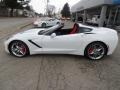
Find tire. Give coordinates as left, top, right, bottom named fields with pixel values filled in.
left=42, top=23, right=46, bottom=28
left=85, top=42, right=107, bottom=60
left=9, top=40, right=29, bottom=57
left=57, top=22, right=60, bottom=24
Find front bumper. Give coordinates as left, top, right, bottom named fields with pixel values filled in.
left=4, top=40, right=10, bottom=54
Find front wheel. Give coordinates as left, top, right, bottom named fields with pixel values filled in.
left=85, top=42, right=107, bottom=60
left=9, top=41, right=29, bottom=57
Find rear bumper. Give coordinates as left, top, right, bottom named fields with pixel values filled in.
left=107, top=33, right=119, bottom=55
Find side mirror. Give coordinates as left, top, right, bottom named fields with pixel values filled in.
left=51, top=33, right=56, bottom=38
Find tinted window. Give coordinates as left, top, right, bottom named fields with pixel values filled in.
left=79, top=27, right=92, bottom=33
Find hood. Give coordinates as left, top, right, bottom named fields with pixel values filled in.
left=12, top=28, right=45, bottom=39
left=20, top=28, right=42, bottom=34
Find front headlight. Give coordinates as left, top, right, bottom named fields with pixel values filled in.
left=34, top=22, right=38, bottom=25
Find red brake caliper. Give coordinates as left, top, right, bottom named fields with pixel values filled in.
left=21, top=45, right=26, bottom=54
left=88, top=48, right=94, bottom=54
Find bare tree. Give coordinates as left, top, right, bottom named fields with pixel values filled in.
left=47, top=4, right=55, bottom=17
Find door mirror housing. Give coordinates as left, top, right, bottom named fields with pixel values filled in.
left=51, top=33, right=56, bottom=38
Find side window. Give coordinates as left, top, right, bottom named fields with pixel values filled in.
left=52, top=19, right=55, bottom=21
left=45, top=28, right=61, bottom=36
left=79, top=27, right=92, bottom=33
left=49, top=19, right=54, bottom=21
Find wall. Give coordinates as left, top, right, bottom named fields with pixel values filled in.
left=71, top=0, right=113, bottom=12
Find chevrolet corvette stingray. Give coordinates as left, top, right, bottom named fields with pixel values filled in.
left=4, top=23, right=118, bottom=60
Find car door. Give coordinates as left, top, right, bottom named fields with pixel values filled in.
left=41, top=33, right=84, bottom=54
left=28, top=35, right=44, bottom=54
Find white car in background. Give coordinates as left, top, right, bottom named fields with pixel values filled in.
left=4, top=23, right=118, bottom=60
left=34, top=17, right=63, bottom=28
left=92, top=15, right=107, bottom=25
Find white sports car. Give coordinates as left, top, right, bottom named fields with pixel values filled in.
left=34, top=18, right=62, bottom=28
left=4, top=23, right=118, bottom=60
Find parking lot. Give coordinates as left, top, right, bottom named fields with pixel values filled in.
left=0, top=18, right=120, bottom=90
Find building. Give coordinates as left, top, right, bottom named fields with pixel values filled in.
left=0, top=0, right=9, bottom=16
left=71, top=0, right=120, bottom=28
left=0, top=0, right=34, bottom=17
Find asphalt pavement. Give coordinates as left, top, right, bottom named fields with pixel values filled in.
left=0, top=19, right=120, bottom=90
left=0, top=18, right=33, bottom=30
left=0, top=18, right=34, bottom=40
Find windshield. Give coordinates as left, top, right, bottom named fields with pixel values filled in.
left=38, top=24, right=62, bottom=35
left=36, top=17, right=50, bottom=22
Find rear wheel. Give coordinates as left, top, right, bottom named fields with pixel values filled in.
left=85, top=42, right=107, bottom=60
left=42, top=23, right=46, bottom=28
left=57, top=22, right=60, bottom=24
left=9, top=41, right=29, bottom=57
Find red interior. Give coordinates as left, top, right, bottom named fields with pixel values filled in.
left=70, top=24, right=78, bottom=34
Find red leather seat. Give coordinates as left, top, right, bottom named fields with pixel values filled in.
left=70, top=24, right=78, bottom=34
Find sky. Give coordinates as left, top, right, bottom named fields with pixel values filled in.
left=29, top=0, right=80, bottom=14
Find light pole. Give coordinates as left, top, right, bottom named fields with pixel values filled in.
left=46, top=0, right=49, bottom=16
